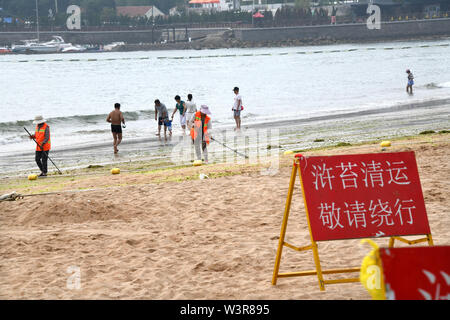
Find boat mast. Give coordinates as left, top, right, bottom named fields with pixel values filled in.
left=35, top=0, right=40, bottom=41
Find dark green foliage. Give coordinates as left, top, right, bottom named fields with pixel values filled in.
left=335, top=142, right=352, bottom=147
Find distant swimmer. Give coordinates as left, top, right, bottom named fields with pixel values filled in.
left=172, top=95, right=187, bottom=135
left=232, top=87, right=243, bottom=131
left=406, top=69, right=414, bottom=94
left=154, top=99, right=170, bottom=141
left=185, top=94, right=197, bottom=128
left=106, top=103, right=125, bottom=154
left=29, top=115, right=51, bottom=177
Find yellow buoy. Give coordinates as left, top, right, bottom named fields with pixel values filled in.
left=360, top=239, right=385, bottom=300
left=380, top=141, right=391, bottom=148
left=283, top=150, right=294, bottom=155
left=111, top=168, right=120, bottom=174
left=193, top=160, right=203, bottom=166
left=28, top=174, right=38, bottom=181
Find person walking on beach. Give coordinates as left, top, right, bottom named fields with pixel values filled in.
left=191, top=105, right=212, bottom=164
left=29, top=115, right=51, bottom=177
left=232, top=87, right=243, bottom=131
left=155, top=99, right=170, bottom=141
left=106, top=103, right=125, bottom=154
left=172, top=95, right=187, bottom=135
left=406, top=69, right=414, bottom=94
left=185, top=94, right=197, bottom=128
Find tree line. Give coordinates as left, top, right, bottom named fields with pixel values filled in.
left=0, top=0, right=447, bottom=27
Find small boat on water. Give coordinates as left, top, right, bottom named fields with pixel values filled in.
left=11, top=36, right=85, bottom=54
left=103, top=42, right=125, bottom=52
left=0, top=47, right=12, bottom=54
left=12, top=38, right=59, bottom=54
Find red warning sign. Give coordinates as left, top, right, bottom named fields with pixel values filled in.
left=297, top=151, right=431, bottom=241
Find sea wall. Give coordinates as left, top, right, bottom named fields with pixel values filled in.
left=1, top=18, right=449, bottom=47
left=233, top=18, right=450, bottom=42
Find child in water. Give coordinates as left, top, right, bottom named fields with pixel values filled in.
left=167, top=119, right=172, bottom=137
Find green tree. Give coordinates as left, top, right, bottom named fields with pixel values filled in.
left=100, top=7, right=116, bottom=23
left=295, top=0, right=310, bottom=8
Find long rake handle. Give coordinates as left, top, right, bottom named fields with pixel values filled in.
left=24, top=127, right=62, bottom=175
left=211, top=137, right=249, bottom=159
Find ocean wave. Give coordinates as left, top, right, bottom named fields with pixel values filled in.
left=242, top=113, right=258, bottom=119
left=73, top=129, right=110, bottom=135
left=0, top=109, right=155, bottom=132
left=425, top=81, right=450, bottom=89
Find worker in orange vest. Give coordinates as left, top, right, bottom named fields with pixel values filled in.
left=29, top=115, right=51, bottom=177
left=190, top=105, right=212, bottom=164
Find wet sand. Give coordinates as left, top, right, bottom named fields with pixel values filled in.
left=1, top=97, right=449, bottom=176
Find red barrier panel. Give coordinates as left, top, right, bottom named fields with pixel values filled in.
left=379, top=246, right=450, bottom=300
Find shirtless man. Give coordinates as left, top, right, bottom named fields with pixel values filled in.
left=106, top=103, right=125, bottom=154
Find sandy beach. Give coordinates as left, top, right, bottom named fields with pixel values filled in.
left=0, top=133, right=448, bottom=299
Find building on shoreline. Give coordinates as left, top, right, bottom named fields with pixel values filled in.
left=116, top=6, right=165, bottom=20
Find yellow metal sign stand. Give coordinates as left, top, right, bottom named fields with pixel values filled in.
left=272, top=157, right=433, bottom=291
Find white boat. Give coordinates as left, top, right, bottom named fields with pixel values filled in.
left=28, top=42, right=60, bottom=53
left=103, top=42, right=125, bottom=51
left=12, top=38, right=59, bottom=54
left=11, top=36, right=85, bottom=54
left=61, top=44, right=87, bottom=53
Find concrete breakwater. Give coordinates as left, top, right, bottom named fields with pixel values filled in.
left=1, top=18, right=449, bottom=48
left=233, top=18, right=450, bottom=43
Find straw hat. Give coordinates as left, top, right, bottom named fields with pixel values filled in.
left=32, top=115, right=46, bottom=124
left=200, top=105, right=211, bottom=115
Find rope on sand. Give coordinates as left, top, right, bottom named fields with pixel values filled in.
left=0, top=192, right=24, bottom=202
left=0, top=137, right=446, bottom=190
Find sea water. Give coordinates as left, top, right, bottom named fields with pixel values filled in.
left=1, top=38, right=449, bottom=173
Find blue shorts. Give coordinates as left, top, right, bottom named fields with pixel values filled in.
left=408, top=80, right=414, bottom=86
left=233, top=110, right=241, bottom=117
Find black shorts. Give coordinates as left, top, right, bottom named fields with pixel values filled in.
left=111, top=124, right=122, bottom=134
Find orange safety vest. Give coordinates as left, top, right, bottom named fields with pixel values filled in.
left=35, top=123, right=51, bottom=151
left=190, top=111, right=210, bottom=145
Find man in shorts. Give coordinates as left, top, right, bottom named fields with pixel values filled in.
left=106, top=103, right=125, bottom=154
left=155, top=99, right=169, bottom=141
left=232, top=87, right=243, bottom=131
